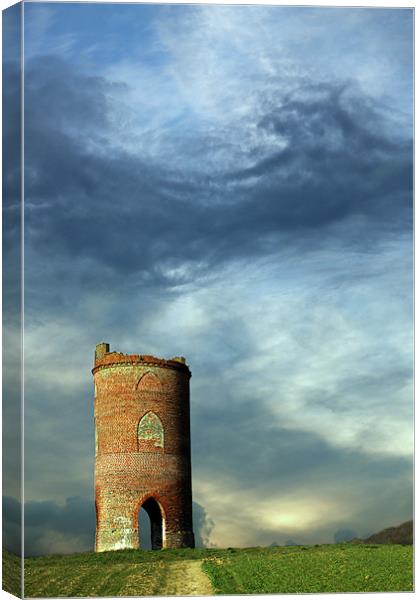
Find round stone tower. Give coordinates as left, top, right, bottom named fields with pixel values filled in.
left=93, top=342, right=195, bottom=552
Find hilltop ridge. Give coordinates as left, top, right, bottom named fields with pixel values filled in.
left=354, top=520, right=413, bottom=546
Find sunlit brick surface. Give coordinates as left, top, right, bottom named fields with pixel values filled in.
left=93, top=344, right=195, bottom=551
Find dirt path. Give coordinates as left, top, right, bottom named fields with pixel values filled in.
left=161, top=559, right=214, bottom=596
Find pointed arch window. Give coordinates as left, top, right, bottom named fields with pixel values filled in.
left=136, top=371, right=162, bottom=392
left=138, top=411, right=164, bottom=450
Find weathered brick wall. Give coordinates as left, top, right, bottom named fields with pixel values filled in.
left=93, top=345, right=195, bottom=551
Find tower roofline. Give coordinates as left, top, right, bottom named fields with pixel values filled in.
left=92, top=343, right=190, bottom=376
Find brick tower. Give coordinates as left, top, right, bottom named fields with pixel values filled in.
left=93, top=342, right=195, bottom=551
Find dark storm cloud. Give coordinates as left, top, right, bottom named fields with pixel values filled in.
left=4, top=495, right=94, bottom=556
left=24, top=58, right=189, bottom=289
left=3, top=59, right=21, bottom=218
left=192, top=501, right=215, bottom=548
left=25, top=497, right=94, bottom=557
left=232, top=82, right=412, bottom=233
left=3, top=8, right=23, bottom=305
left=23, top=384, right=95, bottom=502
left=192, top=400, right=413, bottom=497
left=3, top=496, right=21, bottom=555
left=24, top=56, right=412, bottom=299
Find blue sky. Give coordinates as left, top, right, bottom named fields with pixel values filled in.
left=3, top=2, right=413, bottom=554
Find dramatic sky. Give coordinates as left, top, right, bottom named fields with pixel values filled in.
left=3, top=2, right=413, bottom=556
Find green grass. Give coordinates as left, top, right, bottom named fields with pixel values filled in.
left=16, top=543, right=414, bottom=597
left=24, top=556, right=165, bottom=598
left=3, top=549, right=22, bottom=598
left=23, top=547, right=216, bottom=598
left=202, top=544, right=414, bottom=594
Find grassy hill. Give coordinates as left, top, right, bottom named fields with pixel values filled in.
left=360, top=520, right=413, bottom=545
left=3, top=543, right=413, bottom=598
left=2, top=549, right=22, bottom=598
left=202, top=544, right=413, bottom=594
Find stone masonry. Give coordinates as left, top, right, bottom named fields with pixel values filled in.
left=93, top=342, right=195, bottom=551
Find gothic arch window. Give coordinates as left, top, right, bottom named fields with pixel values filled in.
left=138, top=411, right=164, bottom=450
left=136, top=371, right=162, bottom=392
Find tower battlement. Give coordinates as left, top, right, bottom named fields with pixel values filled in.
left=93, top=343, right=190, bottom=375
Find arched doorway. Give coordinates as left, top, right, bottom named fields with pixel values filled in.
left=138, top=497, right=164, bottom=550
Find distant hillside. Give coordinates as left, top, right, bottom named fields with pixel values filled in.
left=356, top=520, right=413, bottom=545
